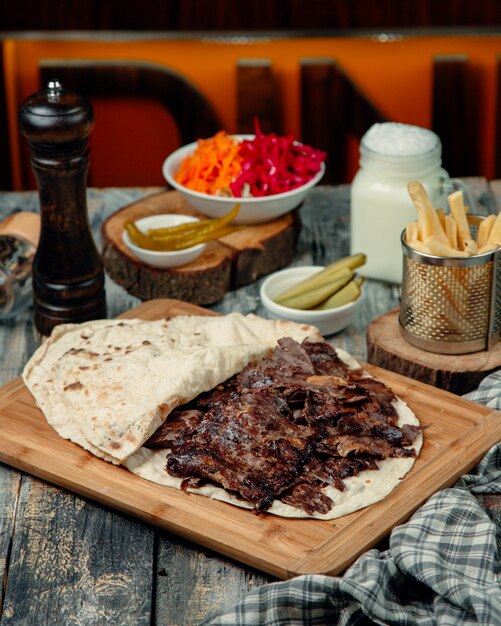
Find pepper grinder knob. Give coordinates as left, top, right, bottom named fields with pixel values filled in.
left=19, top=79, right=107, bottom=335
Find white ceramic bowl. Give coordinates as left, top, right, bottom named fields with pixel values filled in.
left=260, top=266, right=365, bottom=336
left=162, top=135, right=325, bottom=224
left=122, top=214, right=207, bottom=269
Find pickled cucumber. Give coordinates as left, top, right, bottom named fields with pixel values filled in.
left=277, top=268, right=353, bottom=310
left=274, top=253, right=366, bottom=304
left=314, top=278, right=361, bottom=310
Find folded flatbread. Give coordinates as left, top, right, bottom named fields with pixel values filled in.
left=23, top=313, right=321, bottom=464
left=23, top=312, right=422, bottom=520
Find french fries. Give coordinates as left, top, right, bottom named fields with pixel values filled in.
left=402, top=181, right=495, bottom=345
left=480, top=209, right=501, bottom=252
left=407, top=181, right=449, bottom=246
left=476, top=214, right=495, bottom=248
left=422, top=238, right=469, bottom=258
left=448, top=190, right=472, bottom=250
left=443, top=214, right=458, bottom=249
left=405, top=181, right=500, bottom=257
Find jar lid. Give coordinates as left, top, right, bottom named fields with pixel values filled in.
left=19, top=79, right=94, bottom=144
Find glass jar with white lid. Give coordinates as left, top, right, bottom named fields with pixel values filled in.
left=350, top=122, right=472, bottom=284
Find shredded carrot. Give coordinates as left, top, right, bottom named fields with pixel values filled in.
left=175, top=131, right=243, bottom=195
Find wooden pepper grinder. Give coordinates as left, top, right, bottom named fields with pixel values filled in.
left=19, top=79, right=106, bottom=335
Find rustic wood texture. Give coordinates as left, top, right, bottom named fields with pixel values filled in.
left=0, top=298, right=500, bottom=580
left=432, top=55, right=479, bottom=177
left=366, top=308, right=501, bottom=394
left=0, top=181, right=499, bottom=624
left=300, top=59, right=346, bottom=184
left=101, top=190, right=301, bottom=304
left=2, top=1, right=501, bottom=30
left=237, top=59, right=281, bottom=135
left=300, top=59, right=386, bottom=184
left=0, top=467, right=21, bottom=614
left=1, top=479, right=154, bottom=625
left=154, top=533, right=269, bottom=625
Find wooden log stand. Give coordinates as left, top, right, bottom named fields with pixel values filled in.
left=102, top=190, right=301, bottom=305
left=367, top=308, right=501, bottom=395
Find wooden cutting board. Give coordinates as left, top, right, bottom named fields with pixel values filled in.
left=101, top=190, right=301, bottom=305
left=0, top=299, right=499, bottom=579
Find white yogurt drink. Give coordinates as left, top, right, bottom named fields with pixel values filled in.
left=350, top=123, right=448, bottom=284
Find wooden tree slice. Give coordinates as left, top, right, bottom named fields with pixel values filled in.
left=367, top=308, right=501, bottom=395
left=101, top=190, right=300, bottom=305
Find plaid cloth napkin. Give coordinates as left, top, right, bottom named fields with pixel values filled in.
left=205, top=376, right=501, bottom=626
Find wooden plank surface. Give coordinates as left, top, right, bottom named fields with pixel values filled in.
left=1, top=479, right=155, bottom=626
left=0, top=297, right=499, bottom=580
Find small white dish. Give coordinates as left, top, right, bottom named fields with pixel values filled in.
left=260, top=266, right=365, bottom=336
left=162, top=135, right=325, bottom=225
left=122, top=214, right=207, bottom=269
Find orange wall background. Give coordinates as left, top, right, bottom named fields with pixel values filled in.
left=3, top=34, right=501, bottom=188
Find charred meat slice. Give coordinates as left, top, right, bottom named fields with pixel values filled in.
left=318, top=434, right=393, bottom=458
left=292, top=366, right=413, bottom=452
left=145, top=409, right=204, bottom=449
left=391, top=447, right=417, bottom=458
left=278, top=456, right=364, bottom=515
left=346, top=371, right=398, bottom=425
left=302, top=340, right=349, bottom=376
left=195, top=379, right=239, bottom=410
left=288, top=455, right=361, bottom=492
left=401, top=424, right=421, bottom=445
left=279, top=482, right=333, bottom=515
left=167, top=389, right=314, bottom=512
left=237, top=337, right=315, bottom=392
left=335, top=411, right=403, bottom=443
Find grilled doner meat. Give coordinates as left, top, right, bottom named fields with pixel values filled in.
left=160, top=338, right=420, bottom=515
left=145, top=408, right=204, bottom=449
left=167, top=389, right=315, bottom=512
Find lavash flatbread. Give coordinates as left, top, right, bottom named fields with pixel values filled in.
left=23, top=313, right=422, bottom=520
left=124, top=347, right=422, bottom=520
left=23, top=313, right=321, bottom=464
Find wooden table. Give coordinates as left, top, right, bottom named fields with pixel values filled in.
left=0, top=182, right=499, bottom=625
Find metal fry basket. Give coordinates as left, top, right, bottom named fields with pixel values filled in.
left=399, top=216, right=501, bottom=354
